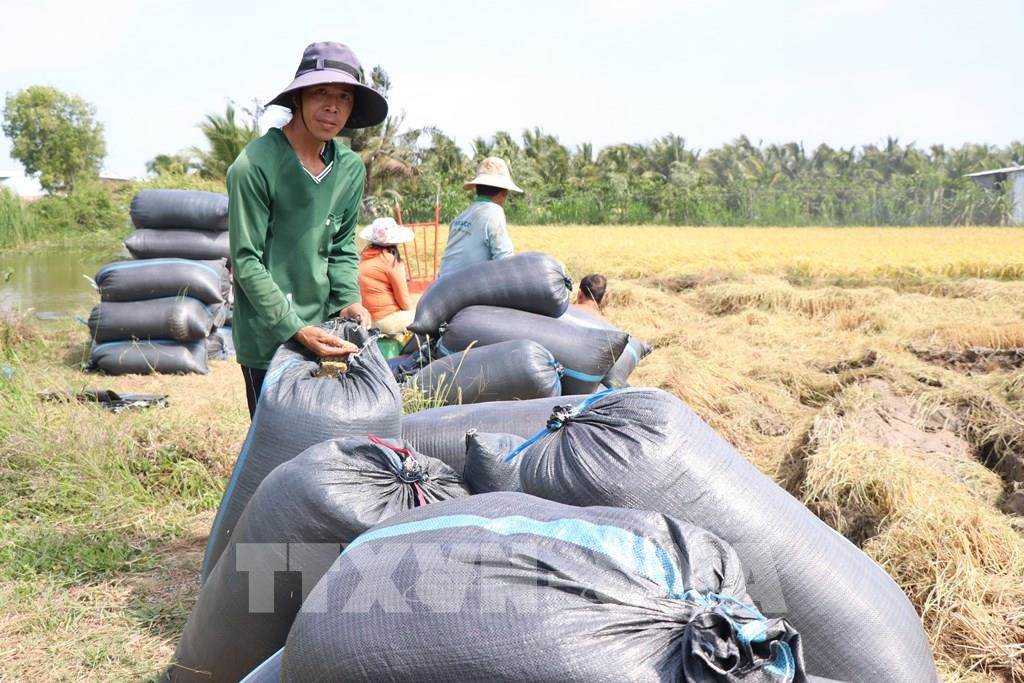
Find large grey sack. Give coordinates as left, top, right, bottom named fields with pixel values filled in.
left=471, top=388, right=938, bottom=683
left=439, top=305, right=628, bottom=394
left=282, top=492, right=808, bottom=683
left=605, top=336, right=653, bottom=388
left=238, top=652, right=281, bottom=683
left=88, top=297, right=215, bottom=343
left=463, top=431, right=524, bottom=493
left=205, top=329, right=235, bottom=360
left=401, top=395, right=585, bottom=474
left=560, top=306, right=652, bottom=388
left=124, top=228, right=230, bottom=260
left=408, top=339, right=563, bottom=404
left=409, top=251, right=573, bottom=336
left=88, top=340, right=208, bottom=375
left=130, top=189, right=229, bottom=230
left=95, top=258, right=229, bottom=305
left=200, top=321, right=402, bottom=582
left=170, top=437, right=468, bottom=683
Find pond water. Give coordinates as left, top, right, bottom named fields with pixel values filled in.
left=0, top=247, right=122, bottom=316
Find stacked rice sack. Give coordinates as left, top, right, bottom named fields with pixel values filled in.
left=162, top=261, right=938, bottom=682
left=399, top=252, right=649, bottom=403
left=170, top=369, right=939, bottom=682
left=87, top=190, right=233, bottom=374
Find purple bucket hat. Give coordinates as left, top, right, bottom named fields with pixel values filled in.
left=267, top=42, right=388, bottom=129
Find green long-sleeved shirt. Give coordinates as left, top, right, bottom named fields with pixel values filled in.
left=228, top=127, right=365, bottom=369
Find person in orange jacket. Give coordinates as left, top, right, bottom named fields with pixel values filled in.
left=358, top=217, right=417, bottom=336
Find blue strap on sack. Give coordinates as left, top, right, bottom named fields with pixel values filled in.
left=503, top=386, right=616, bottom=462
left=344, top=511, right=795, bottom=682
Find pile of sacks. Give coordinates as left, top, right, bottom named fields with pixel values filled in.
left=87, top=190, right=234, bottom=374
left=165, top=322, right=939, bottom=683
left=394, top=252, right=651, bottom=404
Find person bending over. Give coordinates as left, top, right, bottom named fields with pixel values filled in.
left=572, top=273, right=608, bottom=320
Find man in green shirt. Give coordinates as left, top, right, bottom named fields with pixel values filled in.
left=228, top=42, right=388, bottom=417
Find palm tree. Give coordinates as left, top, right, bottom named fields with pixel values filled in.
left=145, top=152, right=196, bottom=176
left=644, top=134, right=696, bottom=180
left=419, top=128, right=469, bottom=185
left=569, top=142, right=600, bottom=187
left=522, top=127, right=570, bottom=193
left=192, top=105, right=260, bottom=180
left=340, top=67, right=418, bottom=206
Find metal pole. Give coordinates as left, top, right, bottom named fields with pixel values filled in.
left=395, top=199, right=412, bottom=279
left=432, top=187, right=441, bottom=278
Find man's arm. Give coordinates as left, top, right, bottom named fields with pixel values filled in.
left=228, top=154, right=305, bottom=343
left=327, top=163, right=366, bottom=314
left=486, top=210, right=514, bottom=260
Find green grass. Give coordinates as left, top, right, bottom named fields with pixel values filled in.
left=0, top=189, right=44, bottom=249
left=0, top=313, right=246, bottom=679
left=3, top=222, right=1024, bottom=681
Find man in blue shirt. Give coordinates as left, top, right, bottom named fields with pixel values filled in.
left=437, top=157, right=523, bottom=277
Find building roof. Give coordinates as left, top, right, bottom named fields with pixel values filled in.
left=965, top=165, right=1024, bottom=178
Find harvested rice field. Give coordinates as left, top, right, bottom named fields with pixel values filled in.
left=2, top=226, right=1023, bottom=682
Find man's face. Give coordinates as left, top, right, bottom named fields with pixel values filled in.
left=298, top=83, right=355, bottom=141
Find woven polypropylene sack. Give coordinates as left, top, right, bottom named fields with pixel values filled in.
left=603, top=337, right=653, bottom=388
left=205, top=330, right=235, bottom=360
left=130, top=189, right=229, bottom=230
left=281, top=492, right=808, bottom=683
left=409, top=252, right=573, bottom=336
left=409, top=339, right=562, bottom=404
left=170, top=437, right=467, bottom=683
left=481, top=388, right=937, bottom=683
left=401, top=395, right=585, bottom=474
left=463, top=432, right=524, bottom=494
left=439, top=305, right=628, bottom=394
left=124, top=228, right=230, bottom=260
left=88, top=340, right=208, bottom=375
left=95, top=259, right=229, bottom=305
left=88, top=298, right=215, bottom=343
left=237, top=650, right=281, bottom=683
left=560, top=307, right=652, bottom=388
left=200, top=321, right=402, bottom=582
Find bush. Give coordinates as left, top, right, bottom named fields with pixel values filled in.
left=29, top=184, right=126, bottom=234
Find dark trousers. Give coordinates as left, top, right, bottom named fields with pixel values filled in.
left=241, top=365, right=268, bottom=419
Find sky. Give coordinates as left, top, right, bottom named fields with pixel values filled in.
left=0, top=0, right=1021, bottom=183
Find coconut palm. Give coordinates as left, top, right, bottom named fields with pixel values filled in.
left=192, top=105, right=260, bottom=180
left=522, top=127, right=570, bottom=194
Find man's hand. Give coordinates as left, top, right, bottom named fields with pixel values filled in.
left=338, top=303, right=371, bottom=328
left=293, top=326, right=359, bottom=358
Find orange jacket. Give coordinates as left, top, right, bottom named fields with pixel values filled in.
left=358, top=247, right=414, bottom=320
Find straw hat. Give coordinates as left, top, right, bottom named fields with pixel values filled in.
left=463, top=156, right=524, bottom=193
left=359, top=217, right=415, bottom=246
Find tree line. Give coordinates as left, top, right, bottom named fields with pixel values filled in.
left=4, top=79, right=1023, bottom=228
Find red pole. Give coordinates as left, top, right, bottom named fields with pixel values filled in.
left=432, top=190, right=441, bottom=278
left=395, top=200, right=413, bottom=279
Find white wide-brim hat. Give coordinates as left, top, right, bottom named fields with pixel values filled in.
left=463, top=156, right=524, bottom=193
left=359, top=217, right=415, bottom=246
